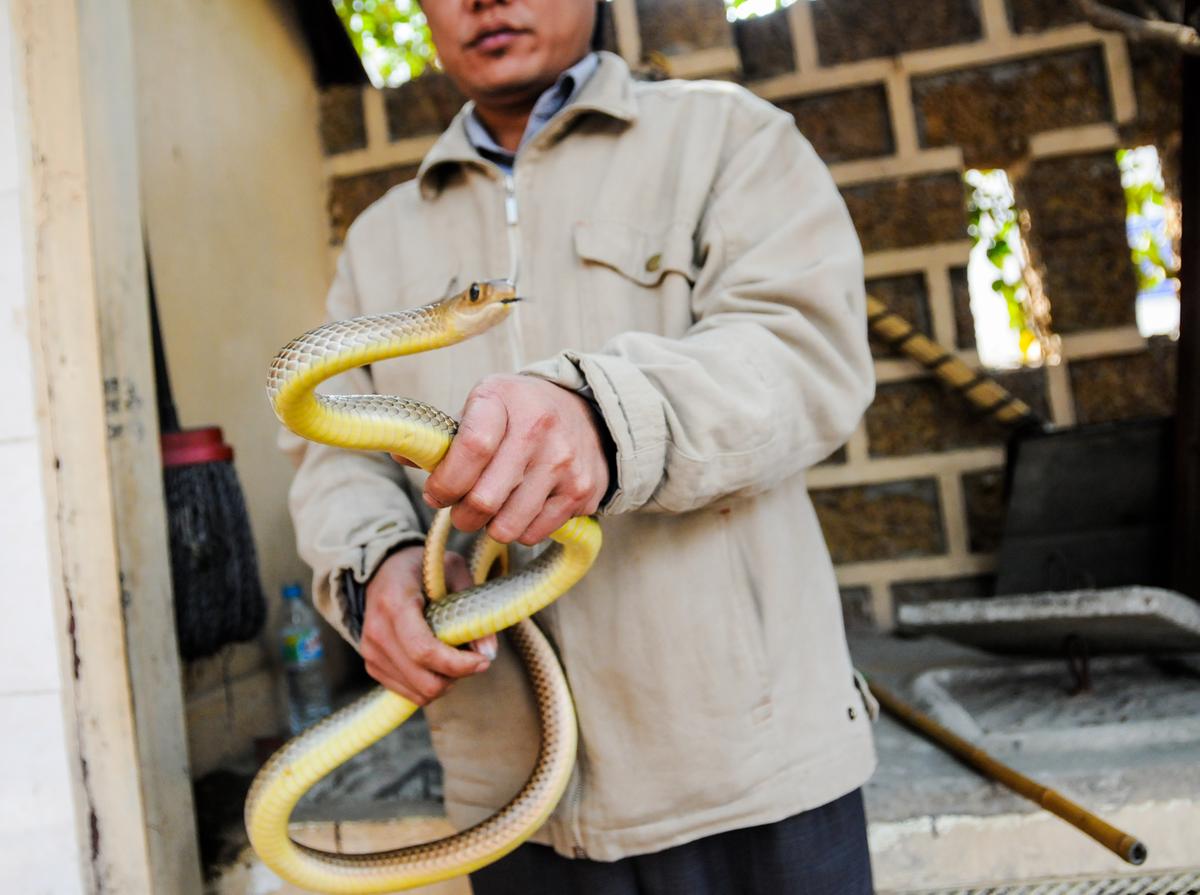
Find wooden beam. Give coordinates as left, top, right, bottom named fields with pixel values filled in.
left=11, top=0, right=202, bottom=890
left=1174, top=0, right=1200, bottom=597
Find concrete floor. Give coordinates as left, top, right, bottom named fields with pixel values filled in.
left=213, top=632, right=1200, bottom=894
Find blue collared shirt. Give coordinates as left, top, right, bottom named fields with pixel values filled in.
left=464, top=52, right=600, bottom=173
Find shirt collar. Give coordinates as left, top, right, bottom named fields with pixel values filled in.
left=417, top=51, right=637, bottom=198
left=464, top=52, right=600, bottom=169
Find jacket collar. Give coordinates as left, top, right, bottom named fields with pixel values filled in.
left=416, top=51, right=638, bottom=198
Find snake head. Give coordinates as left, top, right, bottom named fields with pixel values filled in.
left=446, top=279, right=520, bottom=339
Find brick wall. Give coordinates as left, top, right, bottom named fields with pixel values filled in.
left=315, top=0, right=1181, bottom=630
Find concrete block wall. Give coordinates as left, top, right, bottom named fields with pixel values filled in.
left=314, top=0, right=1181, bottom=631
left=131, top=0, right=357, bottom=778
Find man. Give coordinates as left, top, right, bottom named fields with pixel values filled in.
left=288, top=0, right=878, bottom=891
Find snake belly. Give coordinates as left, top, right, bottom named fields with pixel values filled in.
left=246, top=281, right=602, bottom=893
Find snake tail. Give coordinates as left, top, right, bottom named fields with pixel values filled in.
left=243, top=615, right=579, bottom=893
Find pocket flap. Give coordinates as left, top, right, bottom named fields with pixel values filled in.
left=573, top=220, right=698, bottom=287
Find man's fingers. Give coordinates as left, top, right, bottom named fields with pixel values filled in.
left=425, top=392, right=508, bottom=509
left=359, top=546, right=494, bottom=708
left=449, top=434, right=531, bottom=533
left=487, top=468, right=556, bottom=544
left=470, top=634, right=499, bottom=660
left=399, top=627, right=491, bottom=680
left=519, top=491, right=579, bottom=546
left=392, top=597, right=490, bottom=679
left=438, top=552, right=498, bottom=660
left=365, top=657, right=452, bottom=706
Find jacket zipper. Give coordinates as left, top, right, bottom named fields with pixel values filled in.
left=503, top=172, right=526, bottom=370
left=503, top=167, right=585, bottom=856
left=567, top=767, right=587, bottom=858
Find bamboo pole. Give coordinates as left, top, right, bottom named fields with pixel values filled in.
left=866, top=295, right=1043, bottom=430
left=867, top=679, right=1148, bottom=866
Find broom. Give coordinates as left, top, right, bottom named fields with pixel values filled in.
left=149, top=257, right=266, bottom=661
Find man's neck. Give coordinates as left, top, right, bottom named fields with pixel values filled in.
left=469, top=52, right=592, bottom=153
left=471, top=98, right=537, bottom=154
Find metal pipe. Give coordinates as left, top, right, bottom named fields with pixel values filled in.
left=867, top=679, right=1148, bottom=866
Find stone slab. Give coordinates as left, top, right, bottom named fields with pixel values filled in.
left=910, top=654, right=1200, bottom=753
left=896, top=587, right=1200, bottom=655
left=851, top=631, right=1200, bottom=890
left=293, top=709, right=442, bottom=822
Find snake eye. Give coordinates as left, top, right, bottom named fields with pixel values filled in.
left=469, top=283, right=481, bottom=303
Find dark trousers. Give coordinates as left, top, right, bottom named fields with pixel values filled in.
left=469, top=788, right=874, bottom=895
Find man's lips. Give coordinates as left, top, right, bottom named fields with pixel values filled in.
left=468, top=27, right=528, bottom=52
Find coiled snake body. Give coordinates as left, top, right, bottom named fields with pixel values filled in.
left=246, top=280, right=602, bottom=893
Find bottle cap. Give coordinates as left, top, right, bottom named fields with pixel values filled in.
left=281, top=583, right=303, bottom=600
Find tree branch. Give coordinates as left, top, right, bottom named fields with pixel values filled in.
left=1072, top=0, right=1200, bottom=54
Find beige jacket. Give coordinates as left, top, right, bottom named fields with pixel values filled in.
left=289, top=52, right=877, bottom=861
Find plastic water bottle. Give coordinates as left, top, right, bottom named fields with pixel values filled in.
left=279, top=582, right=332, bottom=735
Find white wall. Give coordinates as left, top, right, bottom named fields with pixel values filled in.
left=130, top=0, right=347, bottom=774
left=0, top=4, right=85, bottom=891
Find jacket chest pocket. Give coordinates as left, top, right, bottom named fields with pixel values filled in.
left=571, top=220, right=700, bottom=345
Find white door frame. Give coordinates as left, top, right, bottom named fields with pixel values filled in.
left=11, top=0, right=202, bottom=889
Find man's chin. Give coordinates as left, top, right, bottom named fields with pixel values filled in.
left=460, top=53, right=555, bottom=104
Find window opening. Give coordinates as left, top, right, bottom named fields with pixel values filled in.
left=332, top=0, right=435, bottom=88
left=964, top=169, right=1058, bottom=370
left=725, top=0, right=800, bottom=19
left=1117, top=146, right=1181, bottom=338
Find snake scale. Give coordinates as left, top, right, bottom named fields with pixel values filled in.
left=246, top=279, right=602, bottom=892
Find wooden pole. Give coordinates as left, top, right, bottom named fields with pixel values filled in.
left=1174, top=1, right=1200, bottom=598
left=868, top=680, right=1148, bottom=866
left=12, top=0, right=202, bottom=889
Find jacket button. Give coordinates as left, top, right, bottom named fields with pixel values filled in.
left=847, top=706, right=857, bottom=720
left=645, top=253, right=661, bottom=272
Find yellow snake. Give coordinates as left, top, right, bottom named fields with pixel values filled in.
left=246, top=280, right=603, bottom=892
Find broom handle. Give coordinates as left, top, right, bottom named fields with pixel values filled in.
left=867, top=679, right=1148, bottom=866
left=866, top=295, right=1043, bottom=430
left=147, top=253, right=181, bottom=434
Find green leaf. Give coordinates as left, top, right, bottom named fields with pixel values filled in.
left=726, top=0, right=793, bottom=18
left=332, top=0, right=434, bottom=86
left=986, top=242, right=1012, bottom=266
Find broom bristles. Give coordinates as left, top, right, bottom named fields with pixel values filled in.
left=164, top=459, right=266, bottom=661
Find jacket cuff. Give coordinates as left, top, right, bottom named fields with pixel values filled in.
left=521, top=351, right=667, bottom=515
left=329, top=532, right=424, bottom=642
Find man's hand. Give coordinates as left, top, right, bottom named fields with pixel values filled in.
left=401, top=375, right=609, bottom=546
left=361, top=545, right=493, bottom=705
